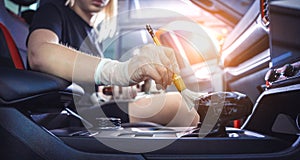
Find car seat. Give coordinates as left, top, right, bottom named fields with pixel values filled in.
left=0, top=22, right=25, bottom=69
left=10, top=0, right=37, bottom=24
left=0, top=0, right=37, bottom=68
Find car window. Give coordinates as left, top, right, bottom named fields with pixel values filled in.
left=105, top=0, right=233, bottom=59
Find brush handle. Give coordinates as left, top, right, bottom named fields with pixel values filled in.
left=172, top=73, right=186, bottom=92
left=146, top=24, right=187, bottom=92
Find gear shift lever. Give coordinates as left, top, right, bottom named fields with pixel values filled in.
left=195, top=92, right=253, bottom=137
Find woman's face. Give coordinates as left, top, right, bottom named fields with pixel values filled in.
left=75, top=0, right=110, bottom=13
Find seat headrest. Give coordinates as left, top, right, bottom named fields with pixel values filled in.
left=10, top=0, right=37, bottom=6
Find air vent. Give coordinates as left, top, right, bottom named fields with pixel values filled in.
left=260, top=0, right=270, bottom=27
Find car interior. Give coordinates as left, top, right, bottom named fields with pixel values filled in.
left=0, top=0, right=300, bottom=159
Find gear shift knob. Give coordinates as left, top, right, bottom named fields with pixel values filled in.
left=195, top=92, right=253, bottom=136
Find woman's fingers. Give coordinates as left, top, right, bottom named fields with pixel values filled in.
left=128, top=44, right=179, bottom=88
left=161, top=46, right=180, bottom=74
left=141, top=63, right=167, bottom=89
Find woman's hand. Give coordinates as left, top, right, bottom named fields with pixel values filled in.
left=95, top=44, right=180, bottom=89
left=128, top=44, right=180, bottom=89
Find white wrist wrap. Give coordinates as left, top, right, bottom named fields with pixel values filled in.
left=94, top=58, right=132, bottom=86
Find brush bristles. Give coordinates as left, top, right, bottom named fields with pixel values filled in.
left=181, top=89, right=204, bottom=111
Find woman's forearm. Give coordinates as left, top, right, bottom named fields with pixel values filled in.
left=32, top=43, right=100, bottom=83
left=27, top=29, right=100, bottom=83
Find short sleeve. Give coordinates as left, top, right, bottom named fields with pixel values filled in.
left=28, top=3, right=63, bottom=40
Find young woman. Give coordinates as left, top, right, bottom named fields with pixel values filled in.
left=27, top=0, right=199, bottom=127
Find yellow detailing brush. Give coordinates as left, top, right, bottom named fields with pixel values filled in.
left=146, top=24, right=201, bottom=111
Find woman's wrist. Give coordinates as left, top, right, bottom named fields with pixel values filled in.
left=94, top=58, right=134, bottom=86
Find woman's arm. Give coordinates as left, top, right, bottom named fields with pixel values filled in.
left=27, top=29, right=180, bottom=89
left=27, top=29, right=100, bottom=83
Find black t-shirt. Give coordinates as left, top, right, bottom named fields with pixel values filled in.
left=28, top=1, right=103, bottom=57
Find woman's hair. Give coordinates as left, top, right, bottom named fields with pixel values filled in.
left=103, top=0, right=117, bottom=20
left=97, top=0, right=118, bottom=43
left=64, top=0, right=117, bottom=19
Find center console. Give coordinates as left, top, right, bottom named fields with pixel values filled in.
left=1, top=66, right=300, bottom=159
left=51, top=126, right=290, bottom=155
left=46, top=83, right=300, bottom=160
left=44, top=90, right=295, bottom=159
